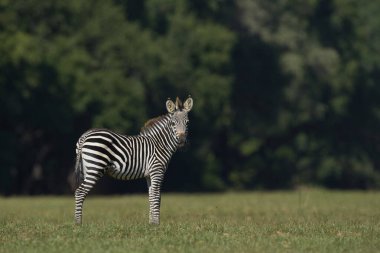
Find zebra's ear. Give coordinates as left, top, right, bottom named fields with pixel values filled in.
left=166, top=99, right=176, bottom=113
left=183, top=96, right=193, bottom=112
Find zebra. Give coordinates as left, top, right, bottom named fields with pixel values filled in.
left=74, top=96, right=193, bottom=225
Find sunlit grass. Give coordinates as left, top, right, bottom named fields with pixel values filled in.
left=1, top=190, right=379, bottom=253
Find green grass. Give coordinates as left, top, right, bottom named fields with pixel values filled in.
left=1, top=190, right=380, bottom=253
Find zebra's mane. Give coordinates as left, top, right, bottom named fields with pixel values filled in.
left=140, top=114, right=169, bottom=134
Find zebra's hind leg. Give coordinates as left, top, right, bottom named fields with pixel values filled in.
left=74, top=169, right=104, bottom=225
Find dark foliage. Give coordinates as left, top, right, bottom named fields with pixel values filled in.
left=1, top=0, right=379, bottom=195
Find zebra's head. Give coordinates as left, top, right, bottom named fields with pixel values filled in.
left=166, top=96, right=193, bottom=148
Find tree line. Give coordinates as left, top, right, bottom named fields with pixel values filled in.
left=1, top=0, right=380, bottom=195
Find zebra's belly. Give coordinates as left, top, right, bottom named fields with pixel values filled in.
left=106, top=162, right=147, bottom=180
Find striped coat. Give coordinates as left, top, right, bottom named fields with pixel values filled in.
left=74, top=96, right=193, bottom=225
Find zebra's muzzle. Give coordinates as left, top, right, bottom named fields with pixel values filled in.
left=178, top=133, right=187, bottom=147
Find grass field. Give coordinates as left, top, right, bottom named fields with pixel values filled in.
left=0, top=190, right=379, bottom=253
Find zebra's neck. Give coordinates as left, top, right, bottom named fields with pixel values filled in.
left=139, top=114, right=178, bottom=153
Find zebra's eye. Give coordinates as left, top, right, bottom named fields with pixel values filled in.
left=171, top=121, right=176, bottom=127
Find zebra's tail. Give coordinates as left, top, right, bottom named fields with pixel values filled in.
left=74, top=142, right=84, bottom=189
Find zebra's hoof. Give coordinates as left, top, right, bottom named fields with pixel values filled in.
left=149, top=220, right=160, bottom=225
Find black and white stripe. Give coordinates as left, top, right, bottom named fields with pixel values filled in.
left=74, top=96, right=193, bottom=225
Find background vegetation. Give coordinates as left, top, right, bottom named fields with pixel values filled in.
left=1, top=0, right=380, bottom=194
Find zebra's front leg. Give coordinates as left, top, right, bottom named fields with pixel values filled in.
left=74, top=171, right=104, bottom=225
left=146, top=175, right=163, bottom=225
